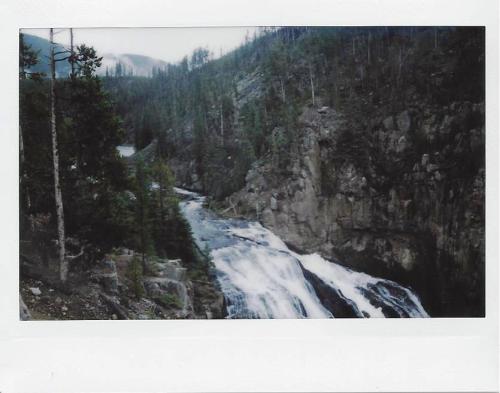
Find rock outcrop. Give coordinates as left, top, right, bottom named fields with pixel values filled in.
left=20, top=246, right=226, bottom=320
left=20, top=295, right=32, bottom=320
left=227, top=102, right=485, bottom=317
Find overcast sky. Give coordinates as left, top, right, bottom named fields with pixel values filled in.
left=22, top=27, right=260, bottom=63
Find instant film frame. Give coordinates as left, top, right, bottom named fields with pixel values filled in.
left=1, top=0, right=498, bottom=391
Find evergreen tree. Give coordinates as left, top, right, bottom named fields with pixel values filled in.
left=20, top=30, right=131, bottom=280
left=150, top=158, right=175, bottom=257
left=134, top=159, right=153, bottom=272
left=19, top=33, right=43, bottom=233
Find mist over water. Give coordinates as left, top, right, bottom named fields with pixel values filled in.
left=177, top=188, right=429, bottom=319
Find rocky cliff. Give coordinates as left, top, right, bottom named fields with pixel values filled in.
left=225, top=101, right=485, bottom=317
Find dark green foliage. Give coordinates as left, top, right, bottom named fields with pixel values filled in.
left=133, top=159, right=154, bottom=268
left=150, top=159, right=173, bottom=257
left=59, top=71, right=129, bottom=254
left=20, top=80, right=53, bottom=215
left=157, top=293, right=182, bottom=309
left=19, top=34, right=47, bottom=234
left=186, top=243, right=216, bottom=285
left=20, top=36, right=135, bottom=263
left=72, top=45, right=103, bottom=78
left=19, top=33, right=43, bottom=80
left=131, top=157, right=199, bottom=264
left=127, top=256, right=144, bottom=299
left=161, top=211, right=197, bottom=262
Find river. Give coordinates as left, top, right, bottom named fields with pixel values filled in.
left=177, top=188, right=429, bottom=318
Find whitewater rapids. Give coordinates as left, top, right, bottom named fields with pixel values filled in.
left=176, top=188, right=429, bottom=319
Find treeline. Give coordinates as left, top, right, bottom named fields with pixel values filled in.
left=104, top=61, right=136, bottom=78
left=102, top=26, right=484, bottom=199
left=20, top=31, right=197, bottom=283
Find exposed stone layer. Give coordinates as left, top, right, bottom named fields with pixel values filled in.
left=226, top=103, right=485, bottom=317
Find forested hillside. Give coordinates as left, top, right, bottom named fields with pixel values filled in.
left=101, top=26, right=484, bottom=316
left=102, top=27, right=484, bottom=195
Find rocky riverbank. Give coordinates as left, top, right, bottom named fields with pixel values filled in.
left=20, top=246, right=225, bottom=320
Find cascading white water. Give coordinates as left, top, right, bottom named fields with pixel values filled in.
left=176, top=188, right=429, bottom=319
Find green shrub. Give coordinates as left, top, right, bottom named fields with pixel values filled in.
left=158, top=293, right=182, bottom=309
left=127, top=256, right=144, bottom=299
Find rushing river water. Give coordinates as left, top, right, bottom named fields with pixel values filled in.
left=177, top=188, right=429, bottom=318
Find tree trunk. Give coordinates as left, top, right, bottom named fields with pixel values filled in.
left=309, top=63, right=315, bottom=106
left=19, top=125, right=24, bottom=168
left=220, top=101, right=224, bottom=145
left=19, top=123, right=32, bottom=215
left=19, top=35, right=33, bottom=231
left=397, top=46, right=403, bottom=86
left=139, top=194, right=147, bottom=273
left=19, top=41, right=27, bottom=208
left=50, top=28, right=67, bottom=282
left=140, top=219, right=146, bottom=272
left=367, top=32, right=371, bottom=65
left=279, top=78, right=286, bottom=103
left=158, top=165, right=165, bottom=226
left=70, top=28, right=75, bottom=79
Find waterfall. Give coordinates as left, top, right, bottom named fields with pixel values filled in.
left=176, top=188, right=429, bottom=319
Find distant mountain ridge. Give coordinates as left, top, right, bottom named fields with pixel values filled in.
left=22, top=33, right=167, bottom=77
left=100, top=53, right=168, bottom=77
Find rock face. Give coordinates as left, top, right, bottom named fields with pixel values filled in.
left=168, top=156, right=203, bottom=192
left=90, top=259, right=119, bottom=295
left=227, top=103, right=485, bottom=317
left=143, top=259, right=194, bottom=318
left=111, top=252, right=225, bottom=319
left=20, top=295, right=32, bottom=320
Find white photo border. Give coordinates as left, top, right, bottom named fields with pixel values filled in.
left=0, top=0, right=498, bottom=391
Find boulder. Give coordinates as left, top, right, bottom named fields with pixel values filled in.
left=143, top=277, right=193, bottom=315
left=270, top=196, right=278, bottom=210
left=155, top=259, right=187, bottom=281
left=90, top=260, right=119, bottom=295
left=29, top=287, right=41, bottom=296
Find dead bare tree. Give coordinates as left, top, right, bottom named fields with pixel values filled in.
left=309, top=62, right=316, bottom=106
left=49, top=28, right=67, bottom=282
left=70, top=28, right=75, bottom=79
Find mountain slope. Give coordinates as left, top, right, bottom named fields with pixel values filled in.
left=22, top=33, right=70, bottom=76
left=100, top=53, right=168, bottom=77
left=22, top=33, right=168, bottom=77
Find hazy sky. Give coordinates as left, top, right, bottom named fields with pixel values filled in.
left=22, top=27, right=260, bottom=63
